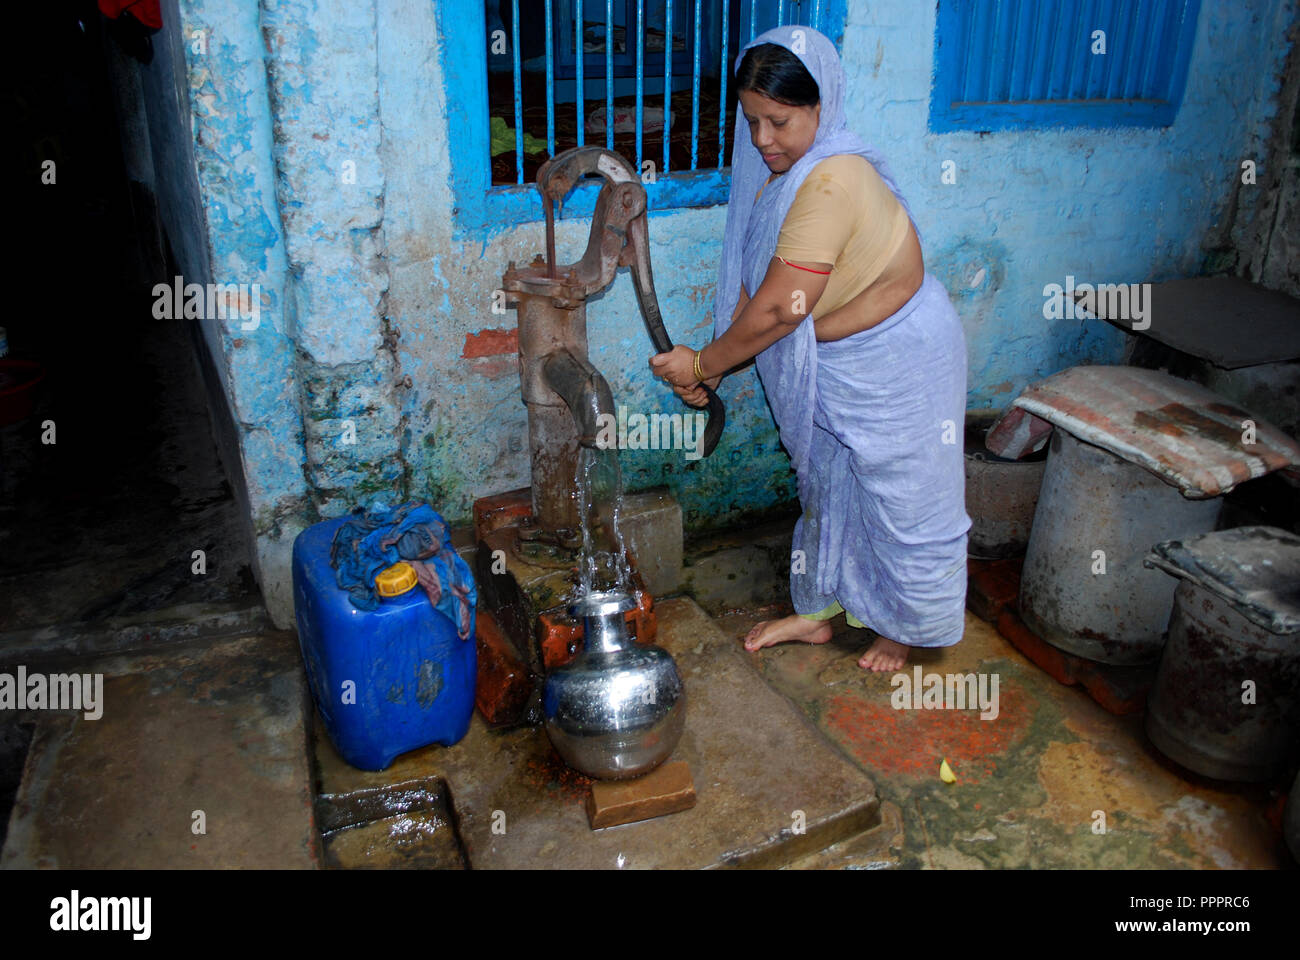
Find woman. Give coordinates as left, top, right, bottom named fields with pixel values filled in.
left=650, top=26, right=970, bottom=672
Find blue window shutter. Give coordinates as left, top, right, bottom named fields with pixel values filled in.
left=930, top=0, right=1202, bottom=133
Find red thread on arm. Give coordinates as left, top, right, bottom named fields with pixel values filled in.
left=776, top=256, right=831, bottom=275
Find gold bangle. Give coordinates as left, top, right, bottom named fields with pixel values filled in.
left=694, top=348, right=705, bottom=382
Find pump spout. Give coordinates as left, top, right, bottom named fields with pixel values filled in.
left=516, top=348, right=616, bottom=533
left=541, top=349, right=615, bottom=448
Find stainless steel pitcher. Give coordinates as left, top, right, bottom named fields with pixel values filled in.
left=542, top=590, right=685, bottom=779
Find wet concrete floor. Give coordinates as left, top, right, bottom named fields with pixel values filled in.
left=4, top=587, right=1293, bottom=869
left=2, top=483, right=1293, bottom=868
left=313, top=596, right=897, bottom=870
left=2, top=631, right=319, bottom=869
left=717, top=604, right=1293, bottom=869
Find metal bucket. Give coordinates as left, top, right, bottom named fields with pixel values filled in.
left=965, top=414, right=1047, bottom=559
left=1019, top=429, right=1221, bottom=664
left=1145, top=579, right=1300, bottom=782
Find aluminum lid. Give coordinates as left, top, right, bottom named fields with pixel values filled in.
left=1144, top=526, right=1300, bottom=635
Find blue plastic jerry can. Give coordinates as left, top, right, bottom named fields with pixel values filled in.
left=291, top=515, right=477, bottom=771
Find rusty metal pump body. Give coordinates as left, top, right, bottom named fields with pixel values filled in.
left=474, top=148, right=721, bottom=729
left=501, top=146, right=722, bottom=541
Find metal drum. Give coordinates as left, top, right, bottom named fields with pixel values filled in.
left=965, top=414, right=1047, bottom=559
left=1145, top=580, right=1300, bottom=781
left=1019, top=429, right=1221, bottom=664
left=1144, top=526, right=1300, bottom=782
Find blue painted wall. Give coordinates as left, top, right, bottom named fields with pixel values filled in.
left=170, top=0, right=1296, bottom=626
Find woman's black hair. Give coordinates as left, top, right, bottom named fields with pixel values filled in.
left=735, top=43, right=820, bottom=107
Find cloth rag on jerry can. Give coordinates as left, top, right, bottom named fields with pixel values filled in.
left=292, top=501, right=477, bottom=770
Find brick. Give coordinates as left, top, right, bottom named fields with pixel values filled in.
left=1074, top=660, right=1153, bottom=716
left=462, top=327, right=519, bottom=358
left=628, top=575, right=658, bottom=645
left=472, top=488, right=532, bottom=542
left=994, top=608, right=1152, bottom=716
left=475, top=608, right=536, bottom=726
left=966, top=557, right=1024, bottom=622
left=538, top=611, right=583, bottom=671
left=619, top=488, right=683, bottom=596
left=586, top=760, right=696, bottom=829
left=996, top=609, right=1076, bottom=688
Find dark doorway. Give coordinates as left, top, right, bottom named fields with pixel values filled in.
left=1, top=2, right=258, bottom=641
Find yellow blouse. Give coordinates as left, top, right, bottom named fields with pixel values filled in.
left=772, top=154, right=910, bottom=315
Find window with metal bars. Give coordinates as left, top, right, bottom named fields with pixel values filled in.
left=930, top=0, right=1202, bottom=132
left=440, top=2, right=847, bottom=238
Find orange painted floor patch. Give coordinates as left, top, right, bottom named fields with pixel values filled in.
left=716, top=603, right=1293, bottom=867
left=823, top=683, right=1034, bottom=783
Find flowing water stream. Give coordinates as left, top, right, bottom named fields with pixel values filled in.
left=574, top=443, right=633, bottom=598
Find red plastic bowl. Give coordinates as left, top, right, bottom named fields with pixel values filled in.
left=0, top=359, right=44, bottom=427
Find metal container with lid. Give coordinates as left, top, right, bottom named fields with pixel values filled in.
left=989, top=366, right=1300, bottom=665
left=1143, top=526, right=1300, bottom=782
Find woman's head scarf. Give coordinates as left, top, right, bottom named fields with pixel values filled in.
left=710, top=24, right=917, bottom=487
left=713, top=24, right=915, bottom=339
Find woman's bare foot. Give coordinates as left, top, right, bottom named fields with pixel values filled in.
left=743, top=615, right=833, bottom=651
left=859, top=635, right=909, bottom=672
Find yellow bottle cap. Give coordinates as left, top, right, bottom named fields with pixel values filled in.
left=375, top=561, right=418, bottom=597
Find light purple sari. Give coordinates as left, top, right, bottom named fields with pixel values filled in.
left=714, top=26, right=969, bottom=646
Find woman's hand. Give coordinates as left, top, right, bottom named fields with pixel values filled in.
left=649, top=344, right=699, bottom=389
left=672, top=375, right=722, bottom=408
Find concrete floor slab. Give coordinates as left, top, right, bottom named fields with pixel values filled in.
left=313, top=596, right=881, bottom=869
left=619, top=488, right=684, bottom=597
left=1, top=632, right=319, bottom=869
